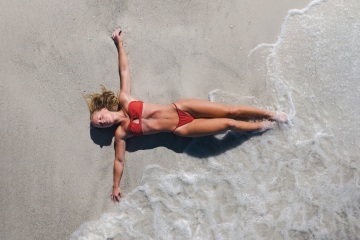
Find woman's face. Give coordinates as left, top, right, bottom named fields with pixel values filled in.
left=91, top=108, right=114, bottom=128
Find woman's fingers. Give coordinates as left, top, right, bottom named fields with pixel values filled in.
left=110, top=193, right=122, bottom=203
left=111, top=28, right=122, bottom=41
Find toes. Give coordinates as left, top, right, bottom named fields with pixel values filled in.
left=271, top=111, right=289, bottom=123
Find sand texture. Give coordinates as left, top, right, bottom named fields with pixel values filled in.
left=0, top=0, right=310, bottom=239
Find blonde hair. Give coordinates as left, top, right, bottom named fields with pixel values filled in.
left=83, top=85, right=120, bottom=118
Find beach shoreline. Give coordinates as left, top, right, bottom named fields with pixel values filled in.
left=0, top=1, right=311, bottom=239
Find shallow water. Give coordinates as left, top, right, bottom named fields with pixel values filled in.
left=71, top=0, right=360, bottom=239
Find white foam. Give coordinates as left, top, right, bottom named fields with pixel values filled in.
left=71, top=0, right=360, bottom=239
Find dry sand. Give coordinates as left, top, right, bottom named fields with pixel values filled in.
left=0, top=0, right=310, bottom=239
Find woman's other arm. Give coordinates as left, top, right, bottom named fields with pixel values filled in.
left=111, top=129, right=127, bottom=202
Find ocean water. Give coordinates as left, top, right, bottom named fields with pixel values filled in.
left=71, top=0, right=360, bottom=239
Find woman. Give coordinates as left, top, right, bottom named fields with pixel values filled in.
left=86, top=28, right=288, bottom=203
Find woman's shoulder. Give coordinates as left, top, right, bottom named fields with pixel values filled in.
left=118, top=92, right=139, bottom=111
left=114, top=125, right=129, bottom=140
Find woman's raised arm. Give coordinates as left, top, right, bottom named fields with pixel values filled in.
left=112, top=28, right=133, bottom=104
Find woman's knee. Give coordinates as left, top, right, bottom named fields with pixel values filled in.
left=225, top=119, right=238, bottom=130
left=227, top=106, right=238, bottom=118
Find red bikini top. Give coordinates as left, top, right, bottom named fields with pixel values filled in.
left=127, top=101, right=143, bottom=136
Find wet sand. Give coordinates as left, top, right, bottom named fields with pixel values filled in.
left=0, top=0, right=310, bottom=239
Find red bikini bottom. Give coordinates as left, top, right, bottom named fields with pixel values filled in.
left=173, top=103, right=194, bottom=131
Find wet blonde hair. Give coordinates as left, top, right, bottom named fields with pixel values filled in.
left=83, top=85, right=120, bottom=118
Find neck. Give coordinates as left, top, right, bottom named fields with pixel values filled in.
left=112, top=110, right=125, bottom=124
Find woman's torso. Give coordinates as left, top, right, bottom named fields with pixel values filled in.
left=123, top=101, right=179, bottom=135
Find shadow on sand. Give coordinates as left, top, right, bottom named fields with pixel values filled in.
left=90, top=124, right=265, bottom=158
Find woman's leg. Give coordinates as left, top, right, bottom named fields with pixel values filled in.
left=175, top=99, right=288, bottom=122
left=173, top=118, right=275, bottom=137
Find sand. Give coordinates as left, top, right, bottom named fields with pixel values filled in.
left=0, top=0, right=310, bottom=239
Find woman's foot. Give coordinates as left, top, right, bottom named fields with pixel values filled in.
left=259, top=120, right=276, bottom=132
left=269, top=111, right=289, bottom=123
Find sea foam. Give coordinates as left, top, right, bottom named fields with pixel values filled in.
left=71, top=0, right=360, bottom=239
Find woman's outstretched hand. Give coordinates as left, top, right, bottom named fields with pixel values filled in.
left=111, top=186, right=122, bottom=203
left=111, top=28, right=123, bottom=46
